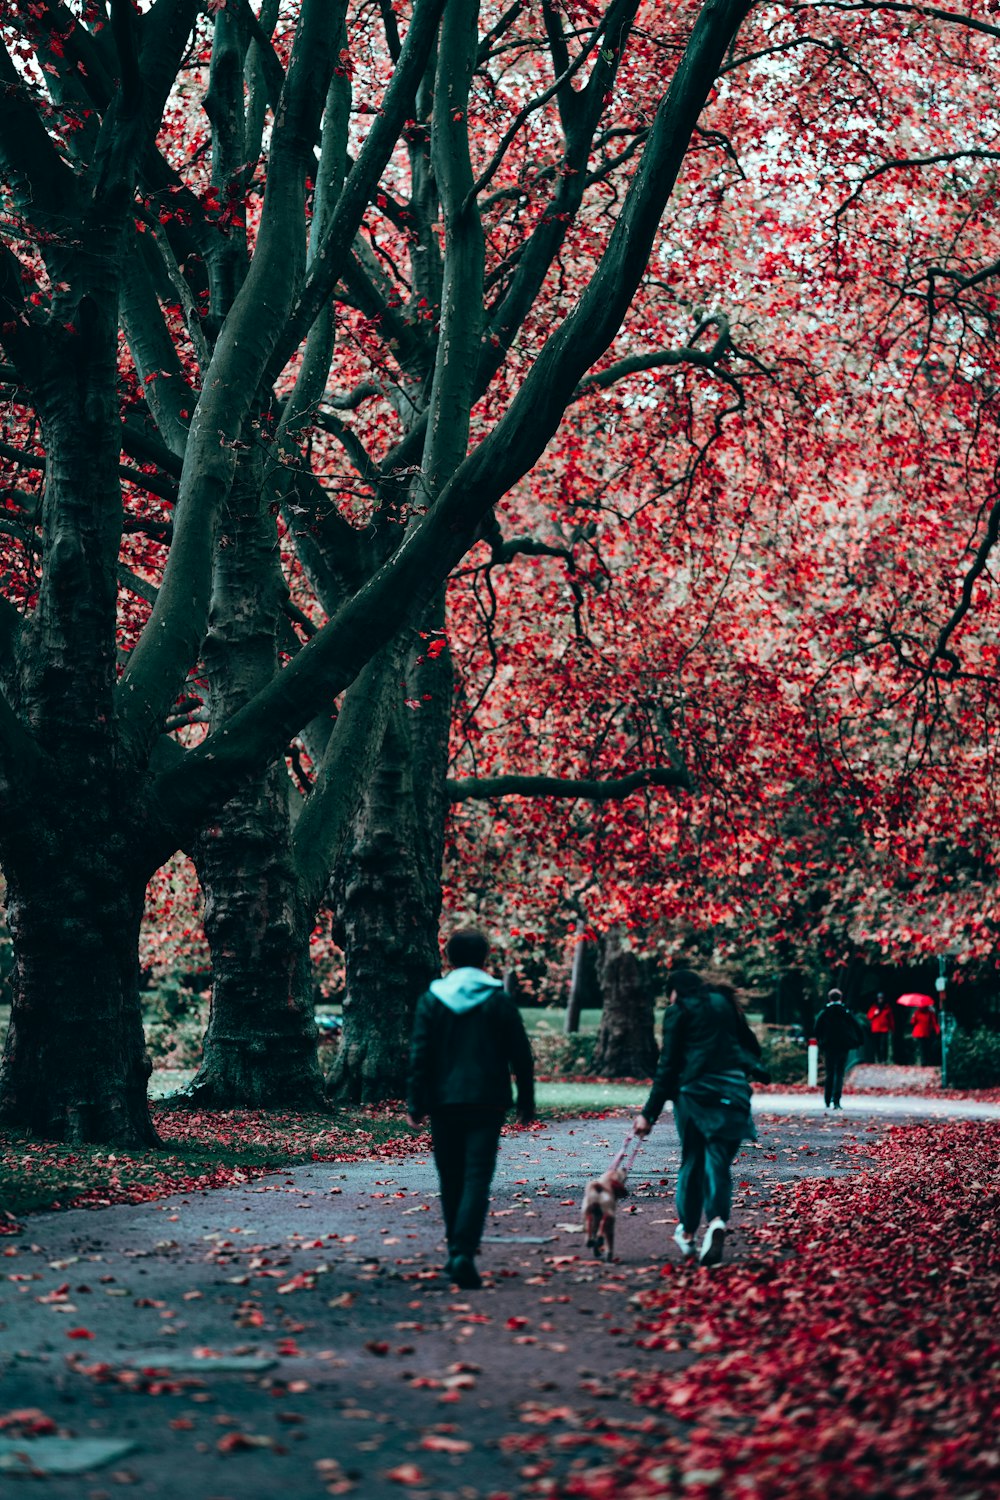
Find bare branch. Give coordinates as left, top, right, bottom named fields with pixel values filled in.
left=573, top=315, right=732, bottom=398
left=926, top=479, right=1000, bottom=679
left=835, top=149, right=1000, bottom=221
left=447, top=765, right=691, bottom=801
left=789, top=1, right=1000, bottom=41
left=466, top=14, right=603, bottom=207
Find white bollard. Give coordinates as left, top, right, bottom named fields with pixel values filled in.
left=807, top=1038, right=819, bottom=1088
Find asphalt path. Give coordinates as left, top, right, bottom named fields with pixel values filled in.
left=1, top=1094, right=993, bottom=1497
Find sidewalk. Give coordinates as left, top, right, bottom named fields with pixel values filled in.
left=1, top=1106, right=996, bottom=1495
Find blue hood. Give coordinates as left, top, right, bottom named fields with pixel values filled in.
left=429, top=968, right=504, bottom=1013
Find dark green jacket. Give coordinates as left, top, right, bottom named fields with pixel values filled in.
left=406, top=968, right=535, bottom=1119
left=642, top=989, right=763, bottom=1125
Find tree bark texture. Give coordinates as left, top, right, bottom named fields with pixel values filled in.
left=565, top=933, right=599, bottom=1035
left=327, top=634, right=453, bottom=1103
left=186, top=446, right=326, bottom=1110
left=593, top=946, right=658, bottom=1078
left=188, top=771, right=325, bottom=1109
left=0, top=856, right=155, bottom=1146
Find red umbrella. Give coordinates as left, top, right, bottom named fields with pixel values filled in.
left=897, top=992, right=935, bottom=1008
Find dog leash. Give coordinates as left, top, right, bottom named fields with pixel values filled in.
left=610, top=1126, right=643, bottom=1174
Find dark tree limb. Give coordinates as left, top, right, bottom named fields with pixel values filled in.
left=789, top=1, right=1000, bottom=41
left=447, top=766, right=692, bottom=802
left=573, top=315, right=732, bottom=397
left=264, top=0, right=448, bottom=387
left=146, top=0, right=751, bottom=835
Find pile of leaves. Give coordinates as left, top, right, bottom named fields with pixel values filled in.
left=0, top=1104, right=431, bottom=1229
left=571, top=1120, right=999, bottom=1499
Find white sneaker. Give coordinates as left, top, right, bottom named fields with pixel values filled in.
left=673, top=1224, right=696, bottom=1258
left=699, top=1217, right=727, bottom=1266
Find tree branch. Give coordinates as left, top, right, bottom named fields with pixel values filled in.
left=115, top=0, right=341, bottom=759
left=926, top=481, right=1000, bottom=679
left=789, top=1, right=1000, bottom=40
left=422, top=0, right=485, bottom=497
left=465, top=13, right=603, bottom=208
left=447, top=766, right=691, bottom=801
left=0, top=42, right=78, bottom=220
left=0, top=435, right=178, bottom=504
left=263, top=0, right=448, bottom=387
left=143, top=0, right=750, bottom=831
left=834, top=149, right=1000, bottom=221
left=573, top=315, right=731, bottom=397
left=234, top=0, right=286, bottom=109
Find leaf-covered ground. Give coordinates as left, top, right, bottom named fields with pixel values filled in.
left=0, top=1104, right=431, bottom=1230
left=574, top=1118, right=1000, bottom=1500
left=0, top=1109, right=996, bottom=1496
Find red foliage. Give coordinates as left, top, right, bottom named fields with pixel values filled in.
left=0, top=1106, right=431, bottom=1231
left=569, top=1120, right=1000, bottom=1498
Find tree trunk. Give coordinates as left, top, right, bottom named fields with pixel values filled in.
left=183, top=444, right=326, bottom=1110
left=0, top=257, right=158, bottom=1146
left=593, top=945, right=658, bottom=1078
left=184, top=768, right=326, bottom=1109
left=327, top=630, right=453, bottom=1103
left=0, top=853, right=156, bottom=1146
left=565, top=931, right=599, bottom=1035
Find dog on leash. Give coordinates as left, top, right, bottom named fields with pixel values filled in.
left=581, top=1165, right=629, bottom=1261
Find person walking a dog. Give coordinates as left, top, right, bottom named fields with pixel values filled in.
left=406, top=926, right=535, bottom=1290
left=634, top=969, right=767, bottom=1267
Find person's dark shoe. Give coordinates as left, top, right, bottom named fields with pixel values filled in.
left=699, top=1217, right=727, bottom=1267
left=449, top=1254, right=482, bottom=1290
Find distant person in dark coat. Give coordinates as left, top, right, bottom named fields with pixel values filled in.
left=815, top=988, right=863, bottom=1108
left=634, top=970, right=768, bottom=1267
left=406, top=927, right=535, bottom=1290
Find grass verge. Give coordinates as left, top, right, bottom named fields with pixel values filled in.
left=0, top=1102, right=430, bottom=1227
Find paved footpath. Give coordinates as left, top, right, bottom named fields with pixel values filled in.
left=1, top=1094, right=995, bottom=1497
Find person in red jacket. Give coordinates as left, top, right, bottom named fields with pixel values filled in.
left=867, top=992, right=894, bottom=1064
left=910, top=1006, right=941, bottom=1067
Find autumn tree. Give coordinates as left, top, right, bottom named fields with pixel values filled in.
left=439, top=0, right=1000, bottom=987
left=0, top=0, right=755, bottom=1143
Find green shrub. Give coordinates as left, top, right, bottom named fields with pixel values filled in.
left=527, top=1018, right=599, bottom=1077
left=143, top=981, right=207, bottom=1066
left=758, top=1026, right=808, bottom=1084
left=944, top=1026, right=1000, bottom=1088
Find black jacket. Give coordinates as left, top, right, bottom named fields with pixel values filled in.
left=406, top=974, right=535, bottom=1119
left=815, top=1001, right=863, bottom=1054
left=642, top=989, right=763, bottom=1125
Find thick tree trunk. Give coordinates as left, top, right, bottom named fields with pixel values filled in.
left=593, top=945, right=658, bottom=1078
left=327, top=632, right=453, bottom=1103
left=0, top=260, right=158, bottom=1146
left=185, top=767, right=326, bottom=1109
left=183, top=445, right=326, bottom=1111
left=0, top=854, right=156, bottom=1146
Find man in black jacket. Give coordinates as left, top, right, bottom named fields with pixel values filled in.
left=814, top=987, right=863, bottom=1109
left=406, top=927, right=535, bottom=1290
left=634, top=969, right=766, bottom=1267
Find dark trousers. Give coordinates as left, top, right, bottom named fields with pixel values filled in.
left=823, top=1050, right=847, bottom=1106
left=675, top=1115, right=741, bottom=1232
left=430, top=1106, right=504, bottom=1258
left=872, top=1033, right=889, bottom=1064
